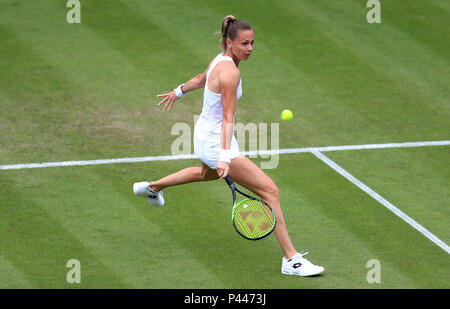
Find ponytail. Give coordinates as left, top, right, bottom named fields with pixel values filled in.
left=220, top=15, right=253, bottom=50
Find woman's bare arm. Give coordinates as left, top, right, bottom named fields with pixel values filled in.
left=216, top=63, right=240, bottom=178
left=156, top=73, right=205, bottom=111
left=157, top=60, right=213, bottom=111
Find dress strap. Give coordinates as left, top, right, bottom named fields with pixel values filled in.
left=206, top=53, right=236, bottom=80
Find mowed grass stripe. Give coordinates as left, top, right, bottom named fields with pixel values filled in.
left=382, top=1, right=450, bottom=59
left=313, top=150, right=449, bottom=254
left=0, top=172, right=129, bottom=288
left=0, top=1, right=172, bottom=161
left=0, top=24, right=102, bottom=165
left=0, top=1, right=198, bottom=163
left=0, top=165, right=227, bottom=288
left=0, top=26, right=142, bottom=165
left=325, top=146, right=450, bottom=245
left=79, top=0, right=220, bottom=115
left=123, top=0, right=223, bottom=64
left=0, top=152, right=447, bottom=288
left=282, top=0, right=450, bottom=102
left=73, top=164, right=229, bottom=288
left=275, top=156, right=420, bottom=288
left=277, top=153, right=449, bottom=288
left=257, top=1, right=449, bottom=140
left=0, top=8, right=144, bottom=163
left=0, top=255, right=34, bottom=288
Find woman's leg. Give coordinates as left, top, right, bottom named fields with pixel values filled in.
left=229, top=156, right=297, bottom=259
left=149, top=162, right=219, bottom=191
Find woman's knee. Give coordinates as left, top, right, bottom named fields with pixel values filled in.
left=259, top=178, right=279, bottom=201
left=268, top=182, right=280, bottom=199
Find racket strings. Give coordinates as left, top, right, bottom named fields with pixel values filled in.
left=233, top=199, right=275, bottom=239
left=235, top=204, right=273, bottom=238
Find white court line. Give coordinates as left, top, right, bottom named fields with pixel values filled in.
left=0, top=154, right=197, bottom=170
left=1, top=140, right=449, bottom=170
left=311, top=150, right=450, bottom=254
left=1, top=139, right=449, bottom=253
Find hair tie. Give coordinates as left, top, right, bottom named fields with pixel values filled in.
left=223, top=19, right=237, bottom=37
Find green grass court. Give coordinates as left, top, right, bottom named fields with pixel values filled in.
left=0, top=0, right=449, bottom=288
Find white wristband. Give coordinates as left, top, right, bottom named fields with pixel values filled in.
left=174, top=84, right=186, bottom=98
left=218, top=149, right=231, bottom=164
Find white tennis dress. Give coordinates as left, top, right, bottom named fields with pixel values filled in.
left=194, top=52, right=243, bottom=169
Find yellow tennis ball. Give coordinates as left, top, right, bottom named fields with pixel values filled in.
left=281, top=109, right=293, bottom=121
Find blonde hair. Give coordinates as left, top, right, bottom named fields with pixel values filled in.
left=219, top=15, right=253, bottom=50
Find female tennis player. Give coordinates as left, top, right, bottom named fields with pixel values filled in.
left=133, top=15, right=324, bottom=277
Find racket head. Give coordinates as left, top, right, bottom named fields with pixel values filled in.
left=232, top=197, right=276, bottom=240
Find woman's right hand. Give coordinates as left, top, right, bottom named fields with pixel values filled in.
left=157, top=90, right=179, bottom=111
left=216, top=161, right=230, bottom=179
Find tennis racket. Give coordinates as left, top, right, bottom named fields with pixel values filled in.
left=224, top=175, right=276, bottom=240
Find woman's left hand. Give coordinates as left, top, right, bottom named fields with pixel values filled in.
left=157, top=90, right=179, bottom=111
left=216, top=161, right=230, bottom=178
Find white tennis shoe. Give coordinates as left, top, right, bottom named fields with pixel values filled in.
left=133, top=181, right=164, bottom=207
left=281, top=252, right=324, bottom=277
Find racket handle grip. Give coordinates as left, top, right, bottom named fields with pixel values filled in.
left=224, top=175, right=235, bottom=189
